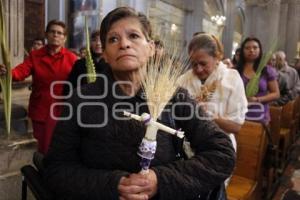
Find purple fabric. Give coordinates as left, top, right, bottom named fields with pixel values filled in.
left=241, top=66, right=277, bottom=124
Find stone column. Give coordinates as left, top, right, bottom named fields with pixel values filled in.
left=222, top=0, right=235, bottom=58
left=244, top=0, right=281, bottom=52
left=285, top=0, right=300, bottom=64
left=183, top=0, right=204, bottom=48
left=278, top=0, right=288, bottom=51
left=1, top=0, right=25, bottom=66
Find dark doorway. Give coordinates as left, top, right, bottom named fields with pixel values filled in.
left=24, top=0, right=45, bottom=56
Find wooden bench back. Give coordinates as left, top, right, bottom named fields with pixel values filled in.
left=234, top=121, right=267, bottom=181
left=294, top=96, right=300, bottom=122
left=281, top=100, right=296, bottom=128
left=295, top=96, right=300, bottom=114
left=269, top=106, right=283, bottom=147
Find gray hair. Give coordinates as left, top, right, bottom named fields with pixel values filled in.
left=188, top=33, right=224, bottom=60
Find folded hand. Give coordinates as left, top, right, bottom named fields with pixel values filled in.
left=118, top=169, right=158, bottom=200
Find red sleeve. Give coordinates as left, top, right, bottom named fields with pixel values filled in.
left=12, top=55, right=33, bottom=81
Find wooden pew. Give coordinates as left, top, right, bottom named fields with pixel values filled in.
left=267, top=106, right=283, bottom=194
left=279, top=99, right=296, bottom=167
left=294, top=96, right=300, bottom=134
left=269, top=106, right=283, bottom=149
left=227, top=121, right=267, bottom=200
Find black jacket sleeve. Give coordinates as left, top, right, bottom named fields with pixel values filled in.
left=43, top=94, right=129, bottom=200
left=68, top=59, right=86, bottom=89
left=151, top=90, right=236, bottom=200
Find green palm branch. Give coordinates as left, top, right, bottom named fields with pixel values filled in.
left=246, top=41, right=277, bottom=97
left=84, top=16, right=96, bottom=83
left=0, top=0, right=12, bottom=135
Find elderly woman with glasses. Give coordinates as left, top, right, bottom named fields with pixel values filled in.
left=0, top=20, right=77, bottom=154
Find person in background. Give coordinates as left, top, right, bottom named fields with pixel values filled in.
left=43, top=7, right=235, bottom=200
left=79, top=47, right=87, bottom=58
left=232, top=48, right=241, bottom=69
left=178, top=33, right=248, bottom=154
left=0, top=20, right=77, bottom=154
left=222, top=58, right=234, bottom=68
left=275, top=51, right=300, bottom=99
left=268, top=53, right=292, bottom=106
left=236, top=37, right=279, bottom=124
left=31, top=37, right=45, bottom=51
left=68, top=48, right=80, bottom=59
left=66, top=30, right=108, bottom=92
left=154, top=39, right=165, bottom=59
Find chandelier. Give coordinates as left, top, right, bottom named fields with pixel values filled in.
left=210, top=15, right=226, bottom=26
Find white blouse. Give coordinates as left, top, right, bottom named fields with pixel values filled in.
left=178, top=62, right=248, bottom=151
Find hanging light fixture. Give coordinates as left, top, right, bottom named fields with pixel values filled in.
left=210, top=15, right=226, bottom=26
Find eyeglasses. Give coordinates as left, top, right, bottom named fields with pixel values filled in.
left=48, top=30, right=64, bottom=36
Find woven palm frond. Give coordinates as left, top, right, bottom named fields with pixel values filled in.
left=196, top=80, right=220, bottom=102
left=84, top=16, right=96, bottom=83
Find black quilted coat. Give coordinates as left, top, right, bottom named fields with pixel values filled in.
left=43, top=68, right=235, bottom=200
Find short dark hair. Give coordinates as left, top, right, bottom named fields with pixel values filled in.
left=154, top=39, right=164, bottom=49
left=100, top=7, right=152, bottom=49
left=33, top=37, right=45, bottom=45
left=232, top=48, right=241, bottom=65
left=91, top=30, right=100, bottom=40
left=79, top=47, right=86, bottom=52
left=45, top=20, right=67, bottom=35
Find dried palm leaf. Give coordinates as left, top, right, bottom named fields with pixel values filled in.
left=196, top=80, right=220, bottom=102
left=130, top=42, right=188, bottom=174
left=138, top=43, right=188, bottom=140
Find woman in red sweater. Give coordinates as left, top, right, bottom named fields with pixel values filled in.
left=0, top=20, right=77, bottom=154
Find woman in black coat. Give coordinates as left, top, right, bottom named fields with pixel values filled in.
left=43, top=7, right=235, bottom=200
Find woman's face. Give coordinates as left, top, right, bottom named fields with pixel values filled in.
left=268, top=54, right=276, bottom=67
left=190, top=49, right=219, bottom=81
left=102, top=17, right=154, bottom=72
left=243, top=40, right=260, bottom=62
left=234, top=51, right=240, bottom=62
left=91, top=35, right=102, bottom=55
